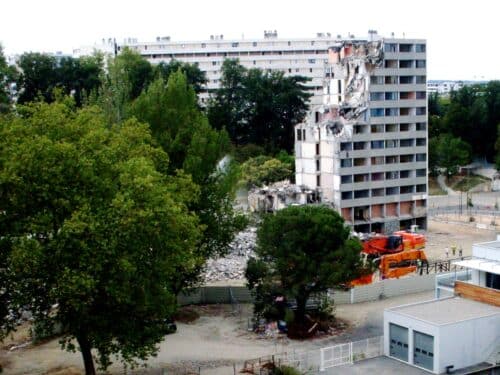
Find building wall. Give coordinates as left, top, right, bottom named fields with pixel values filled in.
left=295, top=38, right=428, bottom=233
left=384, top=309, right=440, bottom=373
left=438, top=314, right=500, bottom=374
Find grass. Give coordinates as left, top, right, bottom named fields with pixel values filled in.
left=449, top=175, right=489, bottom=192
left=428, top=176, right=446, bottom=195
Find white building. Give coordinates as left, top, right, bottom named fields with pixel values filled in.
left=74, top=31, right=374, bottom=105
left=295, top=37, right=427, bottom=233
left=427, top=81, right=464, bottom=95
left=384, top=237, right=500, bottom=373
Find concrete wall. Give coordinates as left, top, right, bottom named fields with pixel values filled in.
left=438, top=314, right=500, bottom=374
left=178, top=274, right=436, bottom=306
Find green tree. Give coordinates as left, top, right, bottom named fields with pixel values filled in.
left=239, top=155, right=293, bottom=188
left=0, top=45, right=17, bottom=113
left=155, top=60, right=207, bottom=94
left=246, top=206, right=364, bottom=324
left=0, top=100, right=201, bottom=374
left=208, top=59, right=311, bottom=153
left=56, top=55, right=103, bottom=106
left=435, top=134, right=471, bottom=178
left=129, top=72, right=246, bottom=293
left=16, top=52, right=57, bottom=104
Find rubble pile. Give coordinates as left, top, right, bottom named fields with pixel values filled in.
left=203, top=226, right=257, bottom=282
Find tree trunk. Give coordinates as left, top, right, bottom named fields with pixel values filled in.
left=295, top=292, right=309, bottom=324
left=77, top=333, right=96, bottom=375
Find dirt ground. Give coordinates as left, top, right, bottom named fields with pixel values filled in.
left=1, top=221, right=497, bottom=375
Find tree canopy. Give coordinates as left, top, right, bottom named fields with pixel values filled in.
left=431, top=82, right=500, bottom=163
left=429, top=133, right=471, bottom=177
left=15, top=52, right=103, bottom=106
left=154, top=60, right=207, bottom=94
left=128, top=71, right=246, bottom=292
left=0, top=45, right=17, bottom=113
left=208, top=59, right=311, bottom=153
left=246, top=206, right=364, bottom=324
left=0, top=100, right=202, bottom=374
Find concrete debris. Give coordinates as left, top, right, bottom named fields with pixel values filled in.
left=247, top=180, right=320, bottom=213
left=203, top=226, right=257, bottom=282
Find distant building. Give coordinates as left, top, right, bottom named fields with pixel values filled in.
left=295, top=37, right=428, bottom=233
left=427, top=80, right=464, bottom=95
left=74, top=31, right=377, bottom=105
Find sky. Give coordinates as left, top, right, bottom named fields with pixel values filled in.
left=1, top=0, right=498, bottom=81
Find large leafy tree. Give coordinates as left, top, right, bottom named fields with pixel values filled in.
left=246, top=206, right=364, bottom=324
left=208, top=59, right=311, bottom=153
left=129, top=72, right=246, bottom=293
left=16, top=52, right=57, bottom=104
left=155, top=60, right=207, bottom=94
left=433, top=133, right=471, bottom=178
left=0, top=100, right=201, bottom=374
left=0, top=45, right=17, bottom=113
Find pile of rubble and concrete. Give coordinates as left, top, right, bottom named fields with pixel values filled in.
left=203, top=226, right=257, bottom=282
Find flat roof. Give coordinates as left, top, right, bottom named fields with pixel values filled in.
left=453, top=258, right=500, bottom=275
left=388, top=297, right=500, bottom=326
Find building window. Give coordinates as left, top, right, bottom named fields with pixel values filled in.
left=316, top=175, right=320, bottom=186
left=399, top=44, right=413, bottom=52
left=371, top=140, right=384, bottom=149
left=371, top=156, right=384, bottom=165
left=341, top=175, right=352, bottom=183
left=416, top=60, right=426, bottom=68
left=385, top=92, right=398, bottom=100
left=370, top=92, right=384, bottom=101
left=371, top=124, right=384, bottom=133
left=371, top=76, right=384, bottom=84
left=416, top=168, right=427, bottom=177
left=353, top=158, right=367, bottom=167
left=385, top=108, right=399, bottom=116
left=416, top=75, right=426, bottom=84
left=416, top=91, right=426, bottom=99
left=399, top=60, right=414, bottom=69
left=253, top=42, right=257, bottom=47
left=416, top=184, right=427, bottom=193
left=296, top=129, right=302, bottom=141
left=386, top=187, right=399, bottom=195
left=400, top=154, right=415, bottom=163
left=400, top=123, right=410, bottom=131
left=302, top=129, right=306, bottom=140
left=385, top=139, right=398, bottom=148
left=372, top=188, right=385, bottom=197
left=340, top=142, right=353, bottom=151
left=416, top=138, right=426, bottom=146
left=415, top=44, right=426, bottom=53
left=400, top=76, right=414, bottom=84
left=400, top=185, right=414, bottom=194
left=386, top=171, right=399, bottom=180
left=353, top=142, right=367, bottom=150
left=385, top=76, right=398, bottom=84
left=231, top=42, right=239, bottom=47
left=416, top=107, right=426, bottom=115
left=201, top=43, right=206, bottom=48
left=316, top=159, right=320, bottom=171
left=385, top=124, right=398, bottom=132
left=316, top=143, right=320, bottom=155
left=370, top=108, right=384, bottom=117
left=371, top=172, right=384, bottom=181
left=341, top=191, right=352, bottom=200
left=400, top=170, right=411, bottom=178
left=400, top=139, right=414, bottom=147
left=384, top=43, right=397, bottom=52
left=416, top=122, right=426, bottom=131
left=354, top=189, right=370, bottom=199
left=385, top=60, right=398, bottom=68
left=416, top=153, right=426, bottom=162
left=386, top=156, right=398, bottom=164
left=341, top=159, right=352, bottom=168
left=308, top=59, right=316, bottom=64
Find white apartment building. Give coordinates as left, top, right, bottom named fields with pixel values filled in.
left=74, top=31, right=362, bottom=105
left=295, top=37, right=428, bottom=234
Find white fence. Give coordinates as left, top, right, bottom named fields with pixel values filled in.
left=319, top=336, right=384, bottom=371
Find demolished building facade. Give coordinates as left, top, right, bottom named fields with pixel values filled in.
left=295, top=36, right=428, bottom=233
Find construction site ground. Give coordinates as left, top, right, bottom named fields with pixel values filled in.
left=1, top=220, right=497, bottom=375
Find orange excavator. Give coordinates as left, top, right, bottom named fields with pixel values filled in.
left=349, top=231, right=427, bottom=286
left=361, top=231, right=425, bottom=257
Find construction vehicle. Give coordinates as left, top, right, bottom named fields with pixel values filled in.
left=349, top=249, right=428, bottom=286
left=361, top=230, right=425, bottom=257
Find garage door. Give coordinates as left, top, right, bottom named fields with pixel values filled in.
left=414, top=331, right=434, bottom=371
left=389, top=323, right=409, bottom=361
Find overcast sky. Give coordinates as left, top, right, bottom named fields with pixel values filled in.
left=1, top=0, right=498, bottom=80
